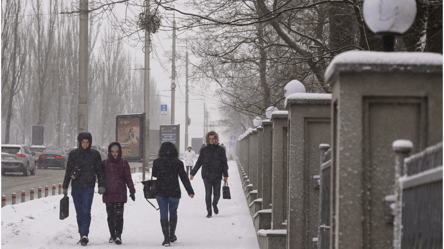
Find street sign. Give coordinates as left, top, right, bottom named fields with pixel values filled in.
left=161, top=104, right=167, bottom=115
left=230, top=135, right=237, bottom=147
left=159, top=125, right=180, bottom=152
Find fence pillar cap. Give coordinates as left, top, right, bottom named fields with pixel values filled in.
left=319, top=144, right=330, bottom=149
left=392, top=139, right=413, bottom=152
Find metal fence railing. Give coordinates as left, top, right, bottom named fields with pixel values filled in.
left=400, top=142, right=443, bottom=249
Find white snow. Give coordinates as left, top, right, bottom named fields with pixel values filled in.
left=284, top=93, right=331, bottom=108
left=1, top=161, right=259, bottom=249
left=325, top=51, right=443, bottom=80
left=270, top=111, right=288, bottom=119
left=257, top=229, right=286, bottom=236
left=392, top=139, right=413, bottom=149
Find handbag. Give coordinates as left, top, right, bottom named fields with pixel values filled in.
left=59, top=195, right=69, bottom=220
left=223, top=180, right=231, bottom=199
left=142, top=175, right=159, bottom=210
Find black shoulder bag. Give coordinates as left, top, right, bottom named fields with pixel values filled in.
left=142, top=174, right=159, bottom=210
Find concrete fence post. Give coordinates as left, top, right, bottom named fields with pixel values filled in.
left=30, top=188, right=35, bottom=200
left=38, top=186, right=42, bottom=199
left=21, top=190, right=25, bottom=203
left=2, top=195, right=5, bottom=207
left=52, top=184, right=56, bottom=196
left=45, top=185, right=49, bottom=197
left=392, top=140, right=413, bottom=249
left=12, top=192, right=16, bottom=205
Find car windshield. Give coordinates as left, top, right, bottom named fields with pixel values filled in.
left=2, top=147, right=20, bottom=154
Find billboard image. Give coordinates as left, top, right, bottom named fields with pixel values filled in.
left=160, top=125, right=180, bottom=152
left=116, top=114, right=144, bottom=161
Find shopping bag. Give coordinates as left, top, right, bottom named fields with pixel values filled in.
left=223, top=181, right=231, bottom=199
left=60, top=195, right=69, bottom=220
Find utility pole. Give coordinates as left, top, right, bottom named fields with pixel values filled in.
left=185, top=50, right=189, bottom=149
left=142, top=0, right=151, bottom=181
left=171, top=18, right=176, bottom=124
left=78, top=0, right=88, bottom=133
left=203, top=97, right=206, bottom=137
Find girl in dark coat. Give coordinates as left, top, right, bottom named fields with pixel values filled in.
left=152, top=142, right=195, bottom=247
left=102, top=142, right=136, bottom=245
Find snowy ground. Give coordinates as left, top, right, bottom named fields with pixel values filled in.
left=1, top=160, right=259, bottom=249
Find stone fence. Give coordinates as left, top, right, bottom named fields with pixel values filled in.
left=235, top=51, right=442, bottom=249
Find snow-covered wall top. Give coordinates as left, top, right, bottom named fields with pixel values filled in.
left=325, top=51, right=443, bottom=81
left=285, top=93, right=331, bottom=108
left=270, top=110, right=288, bottom=120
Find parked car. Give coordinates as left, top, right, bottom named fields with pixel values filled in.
left=38, top=148, right=68, bottom=169
left=91, top=145, right=107, bottom=161
left=29, top=145, right=47, bottom=167
left=1, top=144, right=36, bottom=176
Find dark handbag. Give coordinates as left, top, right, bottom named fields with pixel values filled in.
left=60, top=195, right=69, bottom=220
left=142, top=176, right=159, bottom=210
left=70, top=165, right=82, bottom=180
left=223, top=181, right=231, bottom=199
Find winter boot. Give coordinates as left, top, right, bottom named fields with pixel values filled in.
left=213, top=204, right=219, bottom=215
left=160, top=219, right=170, bottom=247
left=206, top=210, right=212, bottom=218
left=169, top=219, right=177, bottom=242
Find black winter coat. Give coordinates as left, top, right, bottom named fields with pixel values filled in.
left=62, top=132, right=107, bottom=190
left=190, top=144, right=228, bottom=180
left=152, top=157, right=194, bottom=198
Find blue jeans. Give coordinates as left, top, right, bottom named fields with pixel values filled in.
left=156, top=197, right=180, bottom=220
left=71, top=188, right=94, bottom=237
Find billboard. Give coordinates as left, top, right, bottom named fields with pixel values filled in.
left=116, top=114, right=144, bottom=161
left=159, top=125, right=180, bottom=152
left=32, top=125, right=45, bottom=145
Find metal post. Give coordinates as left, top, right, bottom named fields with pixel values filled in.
left=185, top=50, right=189, bottom=149
left=171, top=18, right=176, bottom=124
left=21, top=190, right=25, bottom=203
left=78, top=0, right=89, bottom=133
left=142, top=0, right=151, bottom=182
left=30, top=188, right=34, bottom=200
left=2, top=195, right=6, bottom=207
left=52, top=184, right=56, bottom=195
left=12, top=193, right=16, bottom=205
left=58, top=183, right=62, bottom=195
left=45, top=185, right=49, bottom=197
left=38, top=186, right=42, bottom=199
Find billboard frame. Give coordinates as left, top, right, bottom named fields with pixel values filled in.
left=116, top=114, right=144, bottom=161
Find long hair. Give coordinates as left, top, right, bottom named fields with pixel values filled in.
left=158, top=142, right=179, bottom=158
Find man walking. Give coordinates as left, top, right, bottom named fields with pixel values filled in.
left=184, top=145, right=196, bottom=177
left=62, top=132, right=107, bottom=246
left=190, top=131, right=228, bottom=218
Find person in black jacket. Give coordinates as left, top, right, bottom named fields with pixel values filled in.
left=152, top=142, right=195, bottom=247
left=62, top=132, right=107, bottom=246
left=190, top=130, right=229, bottom=218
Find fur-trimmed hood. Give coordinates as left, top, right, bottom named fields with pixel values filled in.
left=205, top=130, right=219, bottom=145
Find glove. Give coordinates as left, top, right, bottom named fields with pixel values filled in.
left=130, top=192, right=135, bottom=201
left=62, top=188, right=68, bottom=196
left=98, top=187, right=106, bottom=195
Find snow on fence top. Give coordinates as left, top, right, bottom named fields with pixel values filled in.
left=270, top=110, right=288, bottom=119
left=325, top=51, right=443, bottom=81
left=285, top=92, right=331, bottom=108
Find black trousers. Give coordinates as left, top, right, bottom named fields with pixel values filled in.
left=203, top=178, right=221, bottom=212
left=106, top=202, right=125, bottom=238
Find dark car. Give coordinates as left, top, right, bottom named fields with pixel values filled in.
left=1, top=144, right=36, bottom=176
left=38, top=149, right=68, bottom=169
left=29, top=145, right=47, bottom=167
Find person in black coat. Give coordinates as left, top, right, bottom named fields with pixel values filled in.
left=190, top=130, right=229, bottom=218
left=62, top=132, right=107, bottom=246
left=152, top=142, right=194, bottom=247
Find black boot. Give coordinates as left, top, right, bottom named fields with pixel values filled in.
left=206, top=210, right=212, bottom=218
left=160, top=219, right=170, bottom=247
left=169, top=219, right=177, bottom=242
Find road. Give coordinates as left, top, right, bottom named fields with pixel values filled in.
left=1, top=161, right=147, bottom=207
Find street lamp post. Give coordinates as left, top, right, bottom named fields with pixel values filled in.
left=363, top=0, right=417, bottom=52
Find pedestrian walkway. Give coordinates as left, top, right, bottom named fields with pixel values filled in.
left=1, top=160, right=259, bottom=249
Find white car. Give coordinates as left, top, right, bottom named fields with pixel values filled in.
left=1, top=144, right=36, bottom=176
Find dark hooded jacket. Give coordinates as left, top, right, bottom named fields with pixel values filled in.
left=102, top=142, right=135, bottom=203
left=62, top=132, right=107, bottom=190
left=190, top=131, right=229, bottom=180
left=152, top=142, right=194, bottom=198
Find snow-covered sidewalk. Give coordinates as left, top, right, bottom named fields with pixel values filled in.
left=1, top=160, right=259, bottom=249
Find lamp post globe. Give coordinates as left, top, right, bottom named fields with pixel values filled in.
left=284, top=80, right=306, bottom=98
left=363, top=0, right=417, bottom=51
left=253, top=116, right=262, bottom=127
left=265, top=106, right=279, bottom=119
